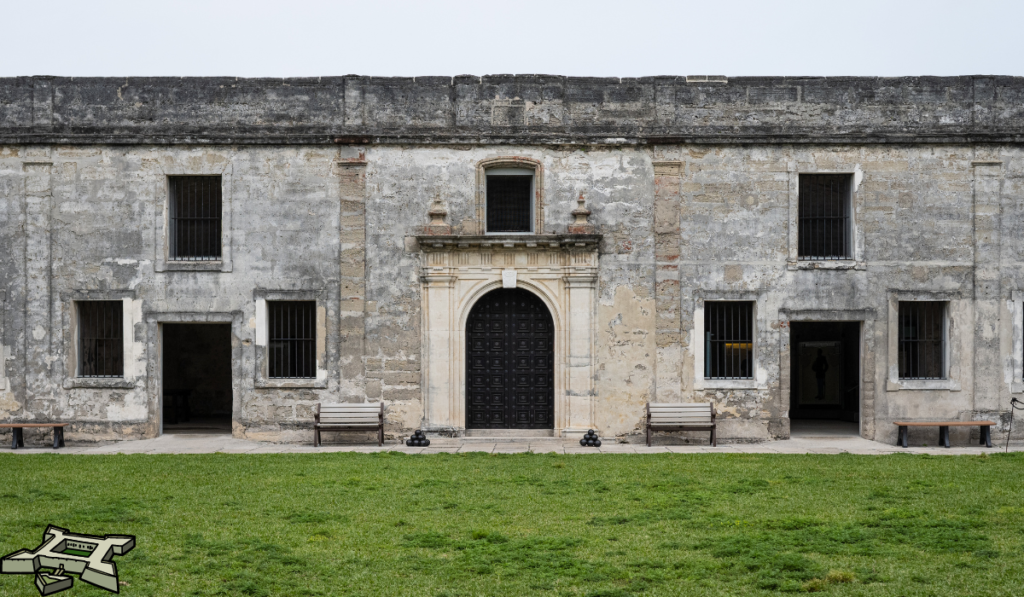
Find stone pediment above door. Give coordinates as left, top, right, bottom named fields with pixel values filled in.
left=416, top=234, right=601, bottom=273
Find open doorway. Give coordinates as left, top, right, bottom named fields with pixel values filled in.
left=789, top=321, right=860, bottom=437
left=162, top=324, right=232, bottom=434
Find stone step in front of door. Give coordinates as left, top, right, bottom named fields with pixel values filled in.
left=421, top=429, right=558, bottom=444
left=464, top=429, right=555, bottom=438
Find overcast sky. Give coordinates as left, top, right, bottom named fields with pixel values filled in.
left=3, top=0, right=1022, bottom=78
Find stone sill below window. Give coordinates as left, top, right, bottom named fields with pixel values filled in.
left=65, top=378, right=136, bottom=390
left=787, top=260, right=865, bottom=271
left=255, top=378, right=328, bottom=390
left=886, top=379, right=961, bottom=392
left=695, top=379, right=761, bottom=391
left=159, top=261, right=228, bottom=272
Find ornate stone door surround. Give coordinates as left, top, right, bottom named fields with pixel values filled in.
left=417, top=234, right=601, bottom=437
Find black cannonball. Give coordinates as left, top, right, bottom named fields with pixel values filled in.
left=417, top=439, right=425, bottom=447
left=422, top=439, right=430, bottom=447
left=406, top=439, right=413, bottom=446
left=594, top=439, right=602, bottom=447
left=588, top=429, right=595, bottom=435
left=587, top=439, right=595, bottom=447
left=580, top=438, right=587, bottom=446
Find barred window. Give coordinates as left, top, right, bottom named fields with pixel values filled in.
left=898, top=301, right=945, bottom=380
left=486, top=173, right=532, bottom=233
left=268, top=301, right=316, bottom=379
left=78, top=301, right=123, bottom=377
left=170, top=176, right=222, bottom=261
left=798, top=174, right=852, bottom=260
left=704, top=301, right=754, bottom=380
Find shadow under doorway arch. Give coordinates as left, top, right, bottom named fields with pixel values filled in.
left=465, top=288, right=555, bottom=429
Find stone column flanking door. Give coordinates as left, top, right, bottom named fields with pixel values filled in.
left=417, top=234, right=600, bottom=438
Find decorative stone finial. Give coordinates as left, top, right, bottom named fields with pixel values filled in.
left=423, top=195, right=452, bottom=235
left=568, top=192, right=595, bottom=234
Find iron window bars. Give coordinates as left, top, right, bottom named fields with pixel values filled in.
left=268, top=301, right=316, bottom=379
left=486, top=175, right=532, bottom=233
left=898, top=301, right=946, bottom=380
left=78, top=301, right=123, bottom=377
left=798, top=174, right=852, bottom=260
left=704, top=301, right=754, bottom=380
left=169, top=176, right=222, bottom=261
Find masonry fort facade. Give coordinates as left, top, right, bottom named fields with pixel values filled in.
left=1, top=74, right=1023, bottom=445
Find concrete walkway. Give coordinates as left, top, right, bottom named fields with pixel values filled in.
left=6, top=432, right=1023, bottom=456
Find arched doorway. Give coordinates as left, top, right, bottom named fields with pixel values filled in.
left=466, top=288, right=555, bottom=429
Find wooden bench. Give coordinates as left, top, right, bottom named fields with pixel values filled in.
left=314, top=402, right=384, bottom=447
left=894, top=421, right=995, bottom=448
left=646, top=403, right=717, bottom=447
left=0, top=423, right=68, bottom=450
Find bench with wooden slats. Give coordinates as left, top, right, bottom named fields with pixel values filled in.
left=893, top=420, right=995, bottom=448
left=313, top=402, right=384, bottom=447
left=0, top=423, right=68, bottom=450
left=646, top=403, right=717, bottom=447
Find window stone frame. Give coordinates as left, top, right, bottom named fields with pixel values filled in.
left=253, top=289, right=329, bottom=389
left=476, top=157, right=544, bottom=235
left=693, top=291, right=767, bottom=391
left=155, top=164, right=233, bottom=273
left=885, top=291, right=962, bottom=392
left=787, top=164, right=865, bottom=270
left=61, top=290, right=139, bottom=390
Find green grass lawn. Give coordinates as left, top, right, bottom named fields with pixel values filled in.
left=1, top=452, right=1022, bottom=596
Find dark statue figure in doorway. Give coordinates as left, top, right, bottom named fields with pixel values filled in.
left=812, top=349, right=830, bottom=401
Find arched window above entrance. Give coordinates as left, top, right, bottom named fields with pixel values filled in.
left=476, top=157, right=543, bottom=235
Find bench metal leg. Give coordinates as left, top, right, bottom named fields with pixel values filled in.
left=981, top=426, right=992, bottom=448
left=646, top=425, right=651, bottom=447
left=11, top=428, right=19, bottom=450
left=53, top=428, right=60, bottom=450
left=13, top=428, right=24, bottom=449
left=378, top=425, right=383, bottom=447
left=710, top=428, right=717, bottom=448
left=313, top=427, right=320, bottom=448
left=939, top=426, right=950, bottom=448
left=897, top=425, right=908, bottom=448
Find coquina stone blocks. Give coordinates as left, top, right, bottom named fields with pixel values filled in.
left=0, top=75, right=1023, bottom=444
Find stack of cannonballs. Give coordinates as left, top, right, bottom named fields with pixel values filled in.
left=406, top=429, right=430, bottom=447
left=579, top=429, right=602, bottom=448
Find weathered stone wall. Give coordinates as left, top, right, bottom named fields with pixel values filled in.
left=2, top=75, right=1024, bottom=444
left=645, top=144, right=1024, bottom=443
left=0, top=145, right=349, bottom=442
left=3, top=76, right=1024, bottom=145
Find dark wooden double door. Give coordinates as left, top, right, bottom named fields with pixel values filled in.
left=466, top=289, right=554, bottom=429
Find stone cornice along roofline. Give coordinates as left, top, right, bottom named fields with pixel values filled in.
left=2, top=75, right=1023, bottom=145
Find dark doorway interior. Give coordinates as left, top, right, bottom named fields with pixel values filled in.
left=163, top=324, right=232, bottom=433
left=790, top=321, right=859, bottom=423
left=466, top=288, right=555, bottom=429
